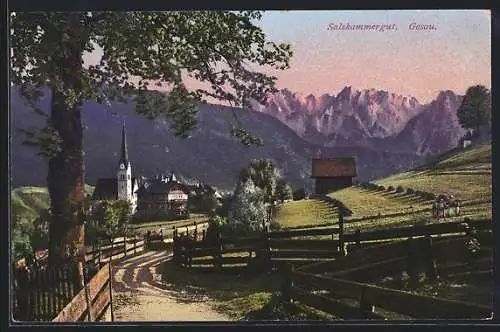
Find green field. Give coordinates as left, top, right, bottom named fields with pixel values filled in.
left=376, top=144, right=491, bottom=201
left=274, top=199, right=338, bottom=229
left=326, top=144, right=492, bottom=231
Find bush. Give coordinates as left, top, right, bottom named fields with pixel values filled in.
left=415, top=190, right=423, bottom=197
left=387, top=186, right=395, bottom=192
left=269, top=220, right=282, bottom=231
left=406, top=188, right=415, bottom=195
left=395, top=186, right=405, bottom=193
left=293, top=188, right=307, bottom=200
left=368, top=183, right=378, bottom=190
left=377, top=185, right=385, bottom=191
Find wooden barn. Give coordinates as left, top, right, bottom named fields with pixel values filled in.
left=311, top=158, right=357, bottom=195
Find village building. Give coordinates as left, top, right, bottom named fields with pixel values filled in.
left=311, top=157, right=357, bottom=195
left=91, top=123, right=189, bottom=220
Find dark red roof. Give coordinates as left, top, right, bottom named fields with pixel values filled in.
left=311, top=158, right=357, bottom=178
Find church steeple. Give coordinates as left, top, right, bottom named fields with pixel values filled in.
left=119, top=121, right=129, bottom=166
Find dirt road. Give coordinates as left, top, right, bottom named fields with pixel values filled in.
left=111, top=250, right=231, bottom=321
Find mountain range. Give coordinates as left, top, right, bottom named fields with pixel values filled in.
left=252, top=87, right=466, bottom=156
left=11, top=86, right=466, bottom=192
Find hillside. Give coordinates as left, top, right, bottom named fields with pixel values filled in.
left=11, top=87, right=424, bottom=191
left=11, top=185, right=95, bottom=222
left=327, top=143, right=491, bottom=231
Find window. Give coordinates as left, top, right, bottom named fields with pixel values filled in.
left=120, top=175, right=125, bottom=180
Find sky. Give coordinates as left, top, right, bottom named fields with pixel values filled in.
left=84, top=10, right=491, bottom=104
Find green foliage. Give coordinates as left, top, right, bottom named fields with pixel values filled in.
left=87, top=200, right=132, bottom=241
left=11, top=11, right=293, bottom=149
left=227, top=178, right=267, bottom=232
left=11, top=216, right=34, bottom=263
left=395, top=186, right=405, bottom=193
left=293, top=188, right=306, bottom=200
left=456, top=85, right=491, bottom=132
left=275, top=178, right=293, bottom=203
left=239, top=159, right=277, bottom=204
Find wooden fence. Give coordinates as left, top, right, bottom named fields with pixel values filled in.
left=276, top=218, right=492, bottom=320
left=173, top=222, right=342, bottom=271
left=284, top=267, right=491, bottom=319
left=85, top=235, right=146, bottom=265
left=52, top=263, right=113, bottom=322
left=13, top=264, right=81, bottom=321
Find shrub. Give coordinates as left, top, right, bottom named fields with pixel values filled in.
left=387, top=186, right=395, bottom=192
left=368, top=183, right=378, bottom=190
left=415, top=190, right=423, bottom=197
left=269, top=220, right=282, bottom=231
left=395, top=186, right=405, bottom=193
left=293, top=188, right=307, bottom=200
left=406, top=188, right=415, bottom=195
left=377, top=185, right=385, bottom=191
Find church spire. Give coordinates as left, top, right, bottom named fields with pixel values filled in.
left=120, top=121, right=129, bottom=165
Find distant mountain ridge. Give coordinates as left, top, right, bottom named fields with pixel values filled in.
left=252, top=87, right=466, bottom=155
left=11, top=87, right=424, bottom=191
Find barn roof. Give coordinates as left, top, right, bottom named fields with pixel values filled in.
left=311, top=158, right=357, bottom=178
left=92, top=177, right=139, bottom=200
left=92, top=178, right=118, bottom=200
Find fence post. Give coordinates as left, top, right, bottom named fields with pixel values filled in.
left=282, top=263, right=294, bottom=303
left=194, top=222, right=198, bottom=241
left=173, top=229, right=178, bottom=264
left=108, top=263, right=115, bottom=322
left=424, top=234, right=438, bottom=281
left=110, top=240, right=115, bottom=263
left=212, top=229, right=222, bottom=269
left=123, top=235, right=127, bottom=257
left=338, top=212, right=345, bottom=256
left=354, top=229, right=361, bottom=251
left=406, top=237, right=419, bottom=287
left=358, top=286, right=375, bottom=319
left=81, top=261, right=93, bottom=321
left=98, top=240, right=102, bottom=266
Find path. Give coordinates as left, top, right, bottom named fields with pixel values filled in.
left=111, top=249, right=231, bottom=321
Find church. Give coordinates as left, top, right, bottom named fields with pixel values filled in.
left=91, top=123, right=190, bottom=221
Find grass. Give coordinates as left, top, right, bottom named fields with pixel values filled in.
left=274, top=199, right=338, bottom=229
left=157, top=260, right=279, bottom=320
left=376, top=144, right=491, bottom=202
left=326, top=144, right=492, bottom=231
left=11, top=184, right=95, bottom=221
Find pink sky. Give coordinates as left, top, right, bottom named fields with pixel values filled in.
left=84, top=10, right=491, bottom=104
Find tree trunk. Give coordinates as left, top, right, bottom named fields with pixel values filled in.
left=47, top=14, right=86, bottom=290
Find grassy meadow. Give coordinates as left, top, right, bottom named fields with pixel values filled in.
left=273, top=199, right=338, bottom=229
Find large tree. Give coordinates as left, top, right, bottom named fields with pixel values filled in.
left=456, top=85, right=491, bottom=134
left=10, top=11, right=292, bottom=268
left=239, top=159, right=277, bottom=204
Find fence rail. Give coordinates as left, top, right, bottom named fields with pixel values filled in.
left=52, top=263, right=113, bottom=322
left=287, top=269, right=491, bottom=319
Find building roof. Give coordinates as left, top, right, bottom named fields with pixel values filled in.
left=92, top=178, right=118, bottom=200
left=119, top=122, right=129, bottom=166
left=92, top=177, right=138, bottom=200
left=311, top=158, right=357, bottom=178
left=137, top=178, right=189, bottom=197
